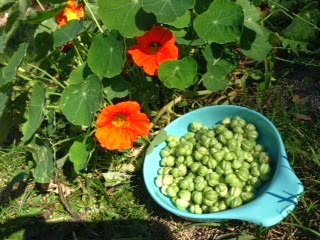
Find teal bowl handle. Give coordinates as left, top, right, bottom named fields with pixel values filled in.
left=231, top=150, right=304, bottom=227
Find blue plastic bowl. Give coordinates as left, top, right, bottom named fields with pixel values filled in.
left=143, top=105, right=304, bottom=227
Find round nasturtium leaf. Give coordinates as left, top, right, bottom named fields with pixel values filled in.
left=60, top=74, right=103, bottom=126
left=194, top=0, right=244, bottom=44
left=158, top=57, right=197, bottom=90
left=236, top=0, right=263, bottom=35
left=202, top=65, right=230, bottom=92
left=88, top=31, right=125, bottom=79
left=142, top=0, right=194, bottom=23
left=97, top=0, right=144, bottom=38
left=240, top=27, right=272, bottom=62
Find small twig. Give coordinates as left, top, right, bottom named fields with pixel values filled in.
left=56, top=175, right=82, bottom=221
left=151, top=90, right=213, bottom=127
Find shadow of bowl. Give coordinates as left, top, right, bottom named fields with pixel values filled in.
left=143, top=105, right=304, bottom=227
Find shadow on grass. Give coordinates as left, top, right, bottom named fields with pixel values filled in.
left=0, top=216, right=175, bottom=240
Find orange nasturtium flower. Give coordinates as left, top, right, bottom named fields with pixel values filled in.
left=95, top=101, right=151, bottom=151
left=56, top=0, right=84, bottom=28
left=128, top=26, right=179, bottom=76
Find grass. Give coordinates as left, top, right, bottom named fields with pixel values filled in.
left=1, top=70, right=320, bottom=239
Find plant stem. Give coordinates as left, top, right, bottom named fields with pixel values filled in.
left=53, top=137, right=76, bottom=147
left=28, top=64, right=66, bottom=89
left=36, top=0, right=45, bottom=11
left=73, top=42, right=84, bottom=65
left=268, top=0, right=320, bottom=31
left=151, top=90, right=213, bottom=127
left=48, top=92, right=62, bottom=96
left=47, top=105, right=60, bottom=109
left=83, top=0, right=104, bottom=33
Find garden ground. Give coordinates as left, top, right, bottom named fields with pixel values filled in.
left=1, top=64, right=320, bottom=240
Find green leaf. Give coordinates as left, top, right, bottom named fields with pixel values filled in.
left=0, top=0, right=15, bottom=11
left=103, top=76, right=131, bottom=100
left=68, top=62, right=92, bottom=85
left=146, top=129, right=167, bottom=155
left=69, top=140, right=93, bottom=173
left=236, top=0, right=263, bottom=35
left=158, top=57, right=197, bottom=90
left=194, top=0, right=213, bottom=14
left=0, top=43, right=28, bottom=87
left=22, top=83, right=46, bottom=142
left=87, top=31, right=125, bottom=79
left=194, top=0, right=244, bottom=44
left=53, top=20, right=87, bottom=48
left=60, top=74, right=102, bottom=126
left=164, top=10, right=191, bottom=29
left=0, top=84, right=10, bottom=118
left=102, top=171, right=131, bottom=187
left=282, top=3, right=320, bottom=42
left=30, top=139, right=54, bottom=184
left=240, top=27, right=272, bottom=62
left=97, top=0, right=144, bottom=38
left=141, top=0, right=194, bottom=23
left=202, top=44, right=236, bottom=73
left=202, top=65, right=230, bottom=92
left=27, top=3, right=66, bottom=24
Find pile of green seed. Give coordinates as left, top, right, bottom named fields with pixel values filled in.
left=155, top=116, right=272, bottom=214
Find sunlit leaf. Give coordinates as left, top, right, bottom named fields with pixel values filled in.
left=87, top=31, right=125, bottom=79
left=69, top=140, right=94, bottom=173
left=0, top=43, right=28, bottom=87
left=240, top=27, right=272, bottom=61
left=194, top=0, right=244, bottom=44
left=0, top=84, right=10, bottom=118
left=60, top=74, right=103, bottom=126
left=158, top=57, right=197, bottom=90
left=68, top=62, right=92, bottom=85
left=22, top=83, right=46, bottom=142
left=30, top=138, right=54, bottom=184
left=237, top=0, right=263, bottom=35
left=164, top=10, right=191, bottom=29
left=202, top=65, right=229, bottom=92
left=53, top=20, right=87, bottom=48
left=141, top=0, right=194, bottom=23
left=97, top=0, right=145, bottom=38
left=102, top=171, right=131, bottom=187
left=146, top=129, right=167, bottom=155
left=27, top=3, right=66, bottom=24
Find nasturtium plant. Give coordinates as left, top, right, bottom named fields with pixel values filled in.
left=88, top=31, right=125, bottom=79
left=158, top=57, right=197, bottom=90
left=194, top=0, right=244, bottom=44
left=0, top=0, right=318, bottom=182
left=97, top=0, right=145, bottom=38
left=141, top=0, right=195, bottom=23
left=60, top=74, right=103, bottom=126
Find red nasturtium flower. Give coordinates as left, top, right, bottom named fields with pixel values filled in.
left=128, top=26, right=179, bottom=76
left=56, top=0, right=84, bottom=28
left=95, top=101, right=151, bottom=151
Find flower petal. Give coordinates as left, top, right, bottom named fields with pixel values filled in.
left=95, top=101, right=151, bottom=151
left=96, top=125, right=134, bottom=150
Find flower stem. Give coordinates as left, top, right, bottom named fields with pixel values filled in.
left=83, top=0, right=104, bottom=33
left=28, top=63, right=66, bottom=89
left=53, top=137, right=77, bottom=147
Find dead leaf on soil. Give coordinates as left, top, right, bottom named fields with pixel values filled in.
left=294, top=113, right=312, bottom=121
left=47, top=182, right=74, bottom=197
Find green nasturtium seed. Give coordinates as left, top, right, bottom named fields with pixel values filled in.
left=156, top=117, right=273, bottom=214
